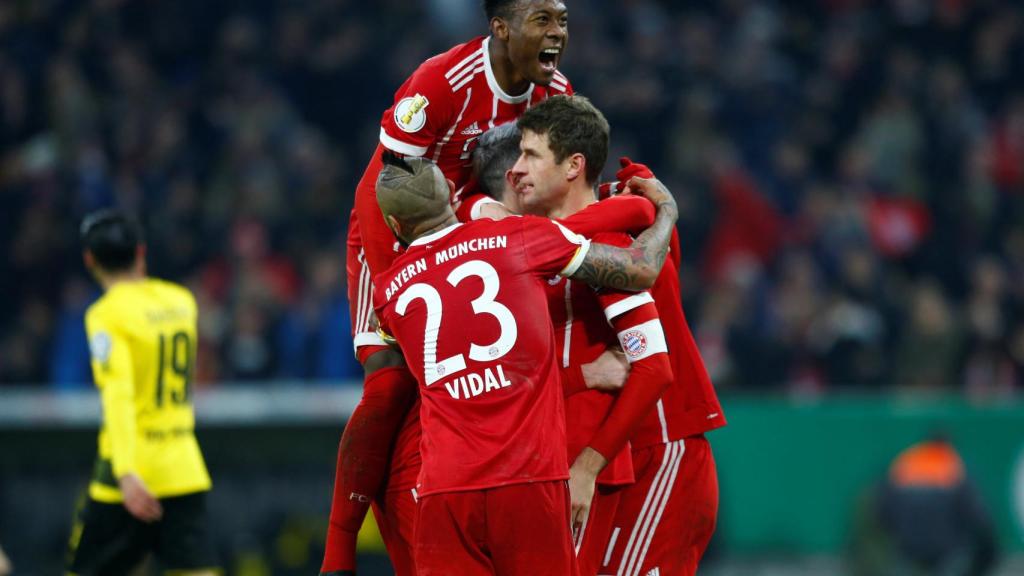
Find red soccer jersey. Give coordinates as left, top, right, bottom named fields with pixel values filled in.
left=353, top=36, right=573, bottom=275
left=374, top=217, right=591, bottom=497
left=637, top=256, right=727, bottom=447
left=556, top=197, right=726, bottom=447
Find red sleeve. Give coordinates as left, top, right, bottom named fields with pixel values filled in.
left=560, top=364, right=588, bottom=397
left=379, top=64, right=458, bottom=157
left=518, top=216, right=592, bottom=278
left=558, top=196, right=655, bottom=238
left=354, top=147, right=401, bottom=277
left=587, top=302, right=672, bottom=461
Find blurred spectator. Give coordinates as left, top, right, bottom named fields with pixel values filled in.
left=850, top=434, right=999, bottom=576
left=0, top=0, right=1023, bottom=391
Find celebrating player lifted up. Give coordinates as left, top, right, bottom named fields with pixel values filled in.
left=325, top=1, right=573, bottom=573
left=371, top=149, right=678, bottom=576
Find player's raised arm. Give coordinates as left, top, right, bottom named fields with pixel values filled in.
left=568, top=175, right=678, bottom=290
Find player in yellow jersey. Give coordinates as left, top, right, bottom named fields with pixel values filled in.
left=67, top=209, right=218, bottom=576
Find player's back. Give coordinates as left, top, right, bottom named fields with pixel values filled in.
left=374, top=216, right=591, bottom=497
left=85, top=278, right=211, bottom=502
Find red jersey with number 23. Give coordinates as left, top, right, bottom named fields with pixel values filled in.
left=374, top=217, right=591, bottom=497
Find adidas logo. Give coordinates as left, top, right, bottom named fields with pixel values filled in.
left=460, top=122, right=483, bottom=136
left=645, top=569, right=660, bottom=576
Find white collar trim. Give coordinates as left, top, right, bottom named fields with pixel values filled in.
left=410, top=223, right=462, bottom=247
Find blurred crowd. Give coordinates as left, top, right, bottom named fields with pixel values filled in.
left=1, top=0, right=1023, bottom=394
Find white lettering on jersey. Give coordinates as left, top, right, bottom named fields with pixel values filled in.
left=443, top=364, right=513, bottom=399
left=434, top=235, right=507, bottom=265
left=385, top=258, right=429, bottom=301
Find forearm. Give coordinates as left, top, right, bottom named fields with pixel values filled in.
left=587, top=353, right=672, bottom=461
left=572, top=201, right=677, bottom=291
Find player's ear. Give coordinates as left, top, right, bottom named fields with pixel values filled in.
left=491, top=17, right=510, bottom=42
left=385, top=214, right=403, bottom=239
left=566, top=152, right=585, bottom=183
left=83, top=251, right=95, bottom=271
left=446, top=178, right=456, bottom=196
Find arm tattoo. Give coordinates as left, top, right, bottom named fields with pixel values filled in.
left=572, top=198, right=678, bottom=291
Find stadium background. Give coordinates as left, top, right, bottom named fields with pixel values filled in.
left=1, top=0, right=1024, bottom=573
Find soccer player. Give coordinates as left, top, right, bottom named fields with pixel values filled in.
left=67, top=210, right=217, bottom=576
left=371, top=151, right=678, bottom=575
left=324, top=1, right=573, bottom=573
left=472, top=103, right=676, bottom=575
left=508, top=102, right=729, bottom=576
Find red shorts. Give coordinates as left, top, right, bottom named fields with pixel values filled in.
left=574, top=485, right=623, bottom=576
left=373, top=488, right=418, bottom=576
left=414, top=481, right=579, bottom=576
left=604, top=436, right=718, bottom=576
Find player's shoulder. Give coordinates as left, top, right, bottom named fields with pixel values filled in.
left=146, top=278, right=197, bottom=311
left=413, top=36, right=487, bottom=91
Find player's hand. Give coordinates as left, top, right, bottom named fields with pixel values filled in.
left=598, top=157, right=656, bottom=199
left=568, top=467, right=597, bottom=539
left=581, top=349, right=629, bottom=392
left=623, top=176, right=676, bottom=214
left=119, top=473, right=163, bottom=523
left=477, top=200, right=514, bottom=221
left=569, top=448, right=607, bottom=538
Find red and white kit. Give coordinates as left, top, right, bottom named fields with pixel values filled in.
left=547, top=200, right=672, bottom=576
left=336, top=35, right=572, bottom=573
left=603, top=254, right=727, bottom=576
left=349, top=35, right=572, bottom=360
left=374, top=216, right=591, bottom=575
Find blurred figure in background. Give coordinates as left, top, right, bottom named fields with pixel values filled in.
left=851, top=434, right=998, bottom=576
left=69, top=210, right=217, bottom=575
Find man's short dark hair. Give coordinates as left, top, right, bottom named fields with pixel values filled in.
left=517, top=95, right=609, bottom=185
left=80, top=208, right=142, bottom=272
left=473, top=123, right=522, bottom=199
left=483, top=0, right=521, bottom=20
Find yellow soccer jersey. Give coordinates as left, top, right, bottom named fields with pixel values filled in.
left=85, top=278, right=211, bottom=503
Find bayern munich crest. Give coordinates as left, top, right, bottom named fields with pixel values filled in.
left=622, top=330, right=648, bottom=359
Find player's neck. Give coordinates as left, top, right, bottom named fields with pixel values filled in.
left=99, top=269, right=146, bottom=292
left=547, top=184, right=595, bottom=220
left=411, top=213, right=460, bottom=243
left=488, top=38, right=530, bottom=96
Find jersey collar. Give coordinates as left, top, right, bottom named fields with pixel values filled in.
left=483, top=36, right=534, bottom=105
left=409, top=223, right=463, bottom=247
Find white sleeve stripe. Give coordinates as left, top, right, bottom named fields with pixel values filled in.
left=603, top=292, right=655, bottom=322
left=445, top=47, right=485, bottom=79
left=448, top=57, right=485, bottom=85
left=379, top=128, right=429, bottom=157
left=560, top=239, right=591, bottom=277
left=554, top=70, right=568, bottom=83
left=470, top=197, right=503, bottom=220
left=353, top=331, right=388, bottom=352
left=617, top=318, right=668, bottom=363
left=550, top=81, right=567, bottom=92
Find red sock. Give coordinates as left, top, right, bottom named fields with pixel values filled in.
left=322, top=366, right=418, bottom=573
